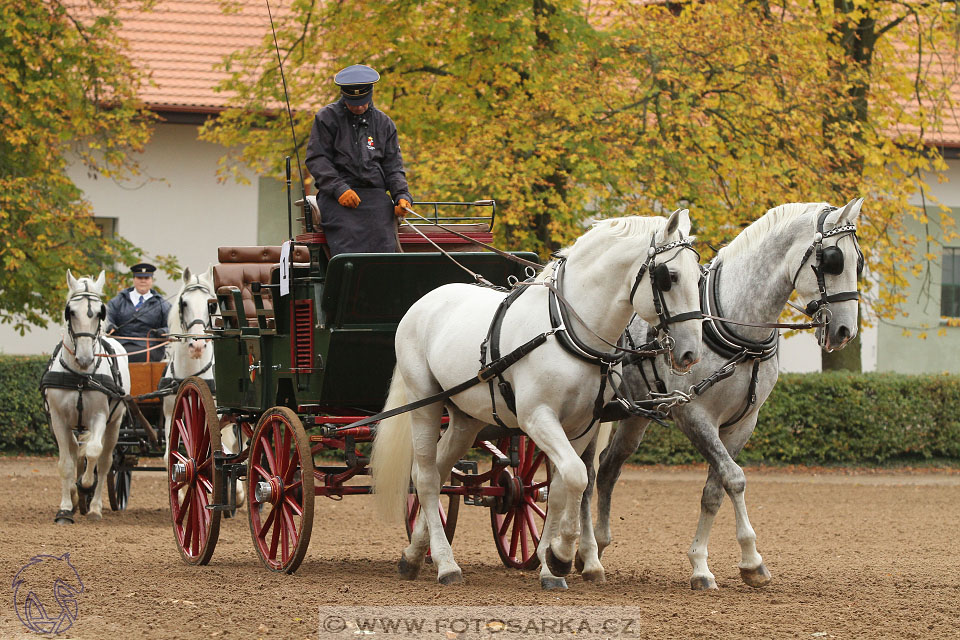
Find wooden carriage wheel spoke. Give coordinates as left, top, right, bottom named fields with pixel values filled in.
left=524, top=452, right=545, bottom=483
left=527, top=499, right=546, bottom=519
left=498, top=510, right=515, bottom=537
left=268, top=506, right=282, bottom=559
left=509, top=508, right=523, bottom=558
left=197, top=474, right=213, bottom=494
left=176, top=484, right=195, bottom=526
left=251, top=464, right=271, bottom=482
left=284, top=494, right=304, bottom=516
left=260, top=436, right=278, bottom=475
left=170, top=450, right=188, bottom=466
left=280, top=424, right=292, bottom=475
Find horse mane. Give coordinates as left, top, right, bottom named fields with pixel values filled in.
left=717, top=202, right=826, bottom=262
left=557, top=216, right=664, bottom=257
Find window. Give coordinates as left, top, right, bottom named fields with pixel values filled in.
left=94, top=217, right=117, bottom=238
left=941, top=247, right=960, bottom=317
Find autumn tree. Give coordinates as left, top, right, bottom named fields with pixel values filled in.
left=0, top=0, right=156, bottom=333
left=204, top=0, right=958, bottom=366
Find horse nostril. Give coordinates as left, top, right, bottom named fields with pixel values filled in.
left=837, top=325, right=851, bottom=341
left=681, top=350, right=695, bottom=367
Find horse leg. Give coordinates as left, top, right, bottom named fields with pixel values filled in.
left=51, top=410, right=79, bottom=524
left=594, top=416, right=649, bottom=559
left=574, top=438, right=605, bottom=583
left=407, top=404, right=464, bottom=584
left=524, top=409, right=589, bottom=581
left=88, top=403, right=122, bottom=520
left=681, top=412, right=768, bottom=590
left=536, top=463, right=568, bottom=590
left=81, top=407, right=110, bottom=520
left=404, top=407, right=483, bottom=578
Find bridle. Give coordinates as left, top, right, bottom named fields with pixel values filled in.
left=629, top=233, right=704, bottom=348
left=63, top=286, right=106, bottom=353
left=788, top=206, right=863, bottom=344
left=177, top=282, right=217, bottom=332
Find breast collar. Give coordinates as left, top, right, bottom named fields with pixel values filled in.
left=548, top=259, right=625, bottom=367
left=701, top=260, right=778, bottom=361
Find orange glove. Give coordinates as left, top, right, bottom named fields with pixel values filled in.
left=338, top=189, right=361, bottom=208
left=394, top=198, right=411, bottom=217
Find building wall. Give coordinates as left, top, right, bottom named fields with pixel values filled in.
left=0, top=122, right=261, bottom=355
left=876, top=158, right=960, bottom=373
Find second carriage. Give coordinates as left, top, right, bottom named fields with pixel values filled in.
left=166, top=200, right=552, bottom=573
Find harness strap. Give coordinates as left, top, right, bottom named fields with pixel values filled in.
left=480, top=285, right=528, bottom=428
left=718, top=359, right=762, bottom=430
left=337, top=331, right=551, bottom=432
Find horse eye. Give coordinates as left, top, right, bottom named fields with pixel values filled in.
left=670, top=272, right=679, bottom=284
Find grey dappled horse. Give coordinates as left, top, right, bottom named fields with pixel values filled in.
left=568, top=199, right=864, bottom=591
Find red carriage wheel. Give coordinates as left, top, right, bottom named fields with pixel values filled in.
left=167, top=377, right=221, bottom=565
left=406, top=476, right=460, bottom=561
left=247, top=407, right=315, bottom=573
left=490, top=435, right=550, bottom=570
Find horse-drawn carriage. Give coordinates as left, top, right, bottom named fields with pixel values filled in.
left=165, top=200, right=558, bottom=573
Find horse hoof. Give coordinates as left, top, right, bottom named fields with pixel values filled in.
left=690, top=575, right=718, bottom=591
left=438, top=569, right=463, bottom=586
left=582, top=568, right=606, bottom=584
left=545, top=547, right=573, bottom=577
left=397, top=554, right=421, bottom=581
left=54, top=510, right=75, bottom=525
left=87, top=511, right=102, bottom=521
left=740, top=563, right=772, bottom=588
left=540, top=576, right=568, bottom=591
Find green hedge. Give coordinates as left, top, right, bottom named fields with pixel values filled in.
left=2, top=358, right=960, bottom=465
left=0, top=355, right=56, bottom=455
left=631, top=372, right=960, bottom=465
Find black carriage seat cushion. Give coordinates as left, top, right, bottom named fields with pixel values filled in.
left=213, top=246, right=310, bottom=326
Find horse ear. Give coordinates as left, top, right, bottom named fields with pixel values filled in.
left=182, top=266, right=192, bottom=284
left=660, top=208, right=685, bottom=241
left=94, top=270, right=105, bottom=291
left=66, top=270, right=78, bottom=292
left=677, top=208, right=691, bottom=238
left=839, top=197, right=864, bottom=226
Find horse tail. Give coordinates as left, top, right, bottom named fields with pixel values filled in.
left=594, top=422, right=614, bottom=471
left=370, top=365, right=414, bottom=524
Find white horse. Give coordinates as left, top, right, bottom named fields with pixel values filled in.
left=577, top=199, right=864, bottom=589
left=371, top=210, right=704, bottom=586
left=161, top=266, right=244, bottom=508
left=42, top=271, right=131, bottom=524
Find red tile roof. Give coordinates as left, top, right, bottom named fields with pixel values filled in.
left=117, top=0, right=271, bottom=111
left=117, top=1, right=959, bottom=146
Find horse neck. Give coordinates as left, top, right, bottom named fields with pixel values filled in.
left=714, top=225, right=802, bottom=343
left=560, top=245, right=638, bottom=351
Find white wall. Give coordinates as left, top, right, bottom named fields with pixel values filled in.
left=0, top=123, right=259, bottom=355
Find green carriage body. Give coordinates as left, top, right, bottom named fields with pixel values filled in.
left=211, top=250, right=537, bottom=414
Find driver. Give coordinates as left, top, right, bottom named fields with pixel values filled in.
left=305, top=64, right=413, bottom=256
left=105, top=263, right=171, bottom=362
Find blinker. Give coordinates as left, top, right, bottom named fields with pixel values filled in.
left=654, top=263, right=672, bottom=292
left=821, top=246, right=844, bottom=275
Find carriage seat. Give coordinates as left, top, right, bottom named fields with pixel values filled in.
left=213, top=245, right=310, bottom=327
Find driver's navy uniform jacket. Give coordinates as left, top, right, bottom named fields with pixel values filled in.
left=305, top=99, right=413, bottom=256
left=305, top=99, right=412, bottom=205
left=105, top=288, right=171, bottom=362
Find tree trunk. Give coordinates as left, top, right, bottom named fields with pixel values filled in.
left=820, top=306, right=862, bottom=371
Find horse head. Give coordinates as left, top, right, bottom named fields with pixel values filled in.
left=633, top=209, right=703, bottom=372
left=172, top=265, right=217, bottom=359
left=791, top=198, right=864, bottom=352
left=64, top=270, right=107, bottom=369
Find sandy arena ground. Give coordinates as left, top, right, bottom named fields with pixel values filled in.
left=1, top=456, right=958, bottom=639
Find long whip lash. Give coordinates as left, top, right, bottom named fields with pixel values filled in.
left=265, top=0, right=308, bottom=231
